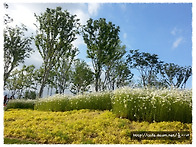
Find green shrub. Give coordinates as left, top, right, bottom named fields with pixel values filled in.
left=34, top=92, right=112, bottom=111
left=34, top=94, right=70, bottom=111
left=112, top=87, right=192, bottom=123
left=5, top=99, right=36, bottom=110
left=69, top=91, right=112, bottom=110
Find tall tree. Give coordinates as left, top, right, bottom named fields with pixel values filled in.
left=34, top=7, right=80, bottom=97
left=83, top=18, right=120, bottom=91
left=127, top=49, right=163, bottom=87
left=4, top=24, right=33, bottom=86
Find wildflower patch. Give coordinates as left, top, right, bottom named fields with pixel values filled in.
left=4, top=109, right=192, bottom=144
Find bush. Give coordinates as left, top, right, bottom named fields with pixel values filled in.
left=69, top=91, right=112, bottom=110
left=34, top=94, right=70, bottom=111
left=23, top=91, right=36, bottom=100
left=5, top=99, right=36, bottom=110
left=112, top=87, right=192, bottom=123
left=34, top=92, right=112, bottom=111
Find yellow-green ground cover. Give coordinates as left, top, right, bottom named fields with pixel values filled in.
left=4, top=109, right=192, bottom=144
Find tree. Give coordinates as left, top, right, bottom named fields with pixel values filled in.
left=82, top=18, right=120, bottom=91
left=126, top=49, right=163, bottom=87
left=161, top=63, right=192, bottom=88
left=101, top=42, right=129, bottom=90
left=5, top=65, right=37, bottom=98
left=34, top=7, right=80, bottom=97
left=114, top=60, right=133, bottom=89
left=4, top=24, right=33, bottom=86
left=53, top=46, right=79, bottom=94
left=70, top=59, right=94, bottom=94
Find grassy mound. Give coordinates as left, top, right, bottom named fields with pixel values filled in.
left=4, top=109, right=192, bottom=144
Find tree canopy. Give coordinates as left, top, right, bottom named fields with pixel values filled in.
left=34, top=7, right=80, bottom=97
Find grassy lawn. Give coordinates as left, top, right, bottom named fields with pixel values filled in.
left=4, top=109, right=192, bottom=144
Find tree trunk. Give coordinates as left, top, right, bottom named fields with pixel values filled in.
left=95, top=69, right=101, bottom=92
left=38, top=67, right=50, bottom=98
left=38, top=83, right=45, bottom=98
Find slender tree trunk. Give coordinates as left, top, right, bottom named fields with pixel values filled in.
left=95, top=69, right=102, bottom=92
left=38, top=67, right=50, bottom=98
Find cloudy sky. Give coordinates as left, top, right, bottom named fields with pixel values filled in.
left=4, top=2, right=192, bottom=88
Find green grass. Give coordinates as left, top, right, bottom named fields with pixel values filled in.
left=34, top=94, right=70, bottom=111
left=5, top=99, right=36, bottom=110
left=34, top=91, right=112, bottom=111
left=4, top=137, right=37, bottom=144
left=69, top=91, right=112, bottom=110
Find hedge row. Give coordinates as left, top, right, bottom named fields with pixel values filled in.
left=5, top=88, right=192, bottom=123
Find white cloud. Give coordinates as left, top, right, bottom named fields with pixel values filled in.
left=172, top=37, right=183, bottom=49
left=8, top=4, right=37, bottom=32
left=73, top=9, right=90, bottom=25
left=88, top=3, right=101, bottom=16
left=24, top=49, right=43, bottom=69
left=73, top=35, right=85, bottom=48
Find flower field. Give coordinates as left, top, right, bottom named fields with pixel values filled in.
left=4, top=88, right=192, bottom=144
left=4, top=109, right=192, bottom=144
left=112, top=87, right=192, bottom=123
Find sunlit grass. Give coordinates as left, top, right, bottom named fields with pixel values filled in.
left=112, top=87, right=192, bottom=123
left=5, top=87, right=192, bottom=123
left=5, top=99, right=36, bottom=110
left=4, top=109, right=192, bottom=144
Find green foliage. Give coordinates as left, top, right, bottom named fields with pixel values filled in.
left=4, top=24, right=33, bottom=85
left=5, top=99, right=36, bottom=110
left=70, top=59, right=94, bottom=94
left=34, top=7, right=80, bottom=97
left=112, top=87, right=192, bottom=123
left=69, top=92, right=112, bottom=111
left=24, top=91, right=36, bottom=100
left=82, top=18, right=120, bottom=92
left=34, top=95, right=70, bottom=111
left=5, top=65, right=37, bottom=98
left=161, top=63, right=192, bottom=88
left=34, top=92, right=112, bottom=111
left=126, top=49, right=163, bottom=87
left=6, top=88, right=192, bottom=123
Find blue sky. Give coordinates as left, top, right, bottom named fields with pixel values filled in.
left=5, top=2, right=192, bottom=88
